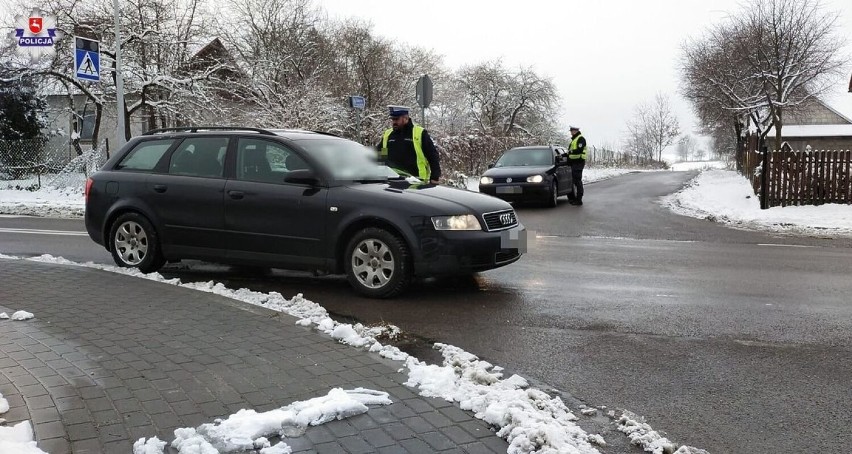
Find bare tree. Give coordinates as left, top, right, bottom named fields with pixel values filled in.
left=646, top=93, right=680, bottom=162
left=454, top=60, right=558, bottom=137
left=676, top=134, right=695, bottom=161
left=682, top=0, right=847, bottom=152
left=625, top=94, right=679, bottom=163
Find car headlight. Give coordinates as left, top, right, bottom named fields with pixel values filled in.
left=431, top=214, right=482, bottom=231
left=480, top=176, right=494, bottom=185
left=526, top=175, right=544, bottom=183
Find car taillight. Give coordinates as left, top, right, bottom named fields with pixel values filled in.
left=85, top=178, right=93, bottom=203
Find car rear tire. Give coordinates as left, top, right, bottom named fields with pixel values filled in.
left=547, top=180, right=558, bottom=208
left=109, top=212, right=166, bottom=273
left=344, top=227, right=411, bottom=298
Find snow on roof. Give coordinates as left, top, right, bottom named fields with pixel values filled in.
left=819, top=86, right=852, bottom=122
left=768, top=124, right=852, bottom=137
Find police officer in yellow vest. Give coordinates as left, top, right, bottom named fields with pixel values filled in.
left=567, top=126, right=587, bottom=205
left=378, top=105, right=442, bottom=184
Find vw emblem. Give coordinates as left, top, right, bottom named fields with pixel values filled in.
left=499, top=213, right=513, bottom=225
left=506, top=177, right=512, bottom=183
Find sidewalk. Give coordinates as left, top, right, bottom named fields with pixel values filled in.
left=0, top=258, right=509, bottom=453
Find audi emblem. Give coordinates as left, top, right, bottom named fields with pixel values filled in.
left=499, top=213, right=514, bottom=225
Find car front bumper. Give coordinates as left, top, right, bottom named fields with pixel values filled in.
left=479, top=182, right=550, bottom=202
left=413, top=224, right=527, bottom=276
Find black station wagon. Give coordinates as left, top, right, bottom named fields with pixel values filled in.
left=84, top=127, right=526, bottom=298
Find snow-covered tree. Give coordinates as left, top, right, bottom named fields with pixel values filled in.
left=682, top=0, right=847, bottom=152
left=454, top=60, right=559, bottom=138
left=0, top=69, right=47, bottom=140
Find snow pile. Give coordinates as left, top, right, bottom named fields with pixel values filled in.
left=10, top=310, right=34, bottom=321
left=663, top=169, right=852, bottom=236
left=135, top=388, right=391, bottom=454
left=0, top=420, right=49, bottom=454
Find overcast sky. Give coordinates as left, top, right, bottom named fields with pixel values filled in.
left=317, top=0, right=852, bottom=147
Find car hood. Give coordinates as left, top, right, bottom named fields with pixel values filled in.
left=345, top=180, right=512, bottom=214
left=482, top=165, right=553, bottom=178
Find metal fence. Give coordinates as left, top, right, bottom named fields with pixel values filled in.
left=0, top=138, right=108, bottom=188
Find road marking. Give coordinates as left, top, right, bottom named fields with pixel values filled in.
left=0, top=227, right=88, bottom=236
left=757, top=243, right=815, bottom=248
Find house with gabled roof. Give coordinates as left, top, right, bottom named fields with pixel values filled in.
left=768, top=97, right=852, bottom=151
left=39, top=37, right=242, bottom=161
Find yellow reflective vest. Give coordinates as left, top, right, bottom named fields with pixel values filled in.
left=380, top=124, right=431, bottom=180
left=569, top=133, right=587, bottom=160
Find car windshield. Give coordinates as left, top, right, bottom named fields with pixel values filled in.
left=495, top=148, right=553, bottom=167
left=296, top=138, right=400, bottom=181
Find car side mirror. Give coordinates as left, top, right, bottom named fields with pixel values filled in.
left=284, top=169, right=319, bottom=185
left=488, top=163, right=495, bottom=169
left=556, top=155, right=569, bottom=166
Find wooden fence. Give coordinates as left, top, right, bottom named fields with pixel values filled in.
left=741, top=135, right=852, bottom=207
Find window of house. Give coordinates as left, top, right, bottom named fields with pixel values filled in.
left=75, top=110, right=97, bottom=141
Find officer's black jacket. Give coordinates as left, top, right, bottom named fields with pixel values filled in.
left=377, top=120, right=442, bottom=180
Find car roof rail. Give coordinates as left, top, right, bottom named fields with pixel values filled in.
left=142, top=126, right=276, bottom=136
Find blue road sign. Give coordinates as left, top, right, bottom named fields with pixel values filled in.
left=349, top=95, right=366, bottom=110
left=74, top=36, right=100, bottom=82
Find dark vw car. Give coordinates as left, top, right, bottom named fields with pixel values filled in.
left=84, top=127, right=526, bottom=298
left=478, top=145, right=573, bottom=207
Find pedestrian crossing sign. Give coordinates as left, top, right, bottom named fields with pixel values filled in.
left=74, top=36, right=100, bottom=82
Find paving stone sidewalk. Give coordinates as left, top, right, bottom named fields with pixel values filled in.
left=0, top=259, right=509, bottom=454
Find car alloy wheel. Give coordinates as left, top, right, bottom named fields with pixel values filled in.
left=109, top=212, right=165, bottom=273
left=345, top=227, right=411, bottom=298
left=352, top=238, right=394, bottom=288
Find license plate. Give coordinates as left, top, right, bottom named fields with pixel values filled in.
left=497, top=186, right=521, bottom=194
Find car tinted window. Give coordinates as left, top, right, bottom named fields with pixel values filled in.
left=116, top=139, right=174, bottom=170
left=168, top=137, right=228, bottom=178
left=236, top=138, right=308, bottom=183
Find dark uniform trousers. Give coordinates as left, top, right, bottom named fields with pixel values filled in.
left=570, top=160, right=585, bottom=198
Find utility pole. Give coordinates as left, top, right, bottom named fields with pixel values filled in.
left=113, top=0, right=126, bottom=148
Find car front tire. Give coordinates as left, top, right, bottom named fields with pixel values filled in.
left=109, top=212, right=166, bottom=273
left=344, top=227, right=411, bottom=298
left=547, top=180, right=558, bottom=208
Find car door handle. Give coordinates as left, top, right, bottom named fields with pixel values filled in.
left=228, top=190, right=244, bottom=200
left=153, top=184, right=167, bottom=193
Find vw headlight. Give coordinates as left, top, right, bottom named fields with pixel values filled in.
left=526, top=175, right=544, bottom=183
left=480, top=176, right=494, bottom=185
left=431, top=214, right=482, bottom=231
